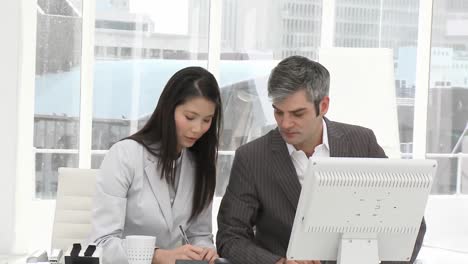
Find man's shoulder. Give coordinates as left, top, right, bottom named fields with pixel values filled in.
left=328, top=119, right=374, bottom=137
left=236, top=129, right=277, bottom=155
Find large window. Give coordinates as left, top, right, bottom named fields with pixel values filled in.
left=32, top=0, right=468, bottom=198
left=90, top=0, right=210, bottom=169
left=427, top=0, right=468, bottom=194
left=334, top=0, right=420, bottom=152
left=331, top=0, right=468, bottom=194
left=33, top=0, right=211, bottom=198
left=34, top=0, right=82, bottom=199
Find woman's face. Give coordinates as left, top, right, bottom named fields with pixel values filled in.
left=174, top=96, right=216, bottom=152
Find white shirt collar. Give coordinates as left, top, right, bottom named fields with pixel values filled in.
left=286, top=118, right=329, bottom=155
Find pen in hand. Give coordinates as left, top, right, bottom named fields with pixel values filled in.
left=178, top=225, right=190, bottom=245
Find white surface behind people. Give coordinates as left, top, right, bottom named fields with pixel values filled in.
left=319, top=48, right=401, bottom=158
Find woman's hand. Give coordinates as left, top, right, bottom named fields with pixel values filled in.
left=152, top=244, right=203, bottom=264
left=199, top=247, right=219, bottom=264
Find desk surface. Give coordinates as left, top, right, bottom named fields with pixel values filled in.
left=2, top=247, right=468, bottom=264
left=0, top=255, right=27, bottom=264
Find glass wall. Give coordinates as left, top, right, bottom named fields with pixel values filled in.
left=31, top=0, right=468, bottom=198
left=90, top=0, right=211, bottom=169
left=427, top=0, right=468, bottom=194
left=34, top=0, right=83, bottom=199
left=334, top=0, right=420, bottom=154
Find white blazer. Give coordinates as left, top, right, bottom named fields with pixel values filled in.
left=89, top=139, right=214, bottom=264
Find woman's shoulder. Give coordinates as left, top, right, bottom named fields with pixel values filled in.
left=111, top=139, right=143, bottom=150
left=107, top=139, right=147, bottom=158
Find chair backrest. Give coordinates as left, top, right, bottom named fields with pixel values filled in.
left=51, top=167, right=99, bottom=251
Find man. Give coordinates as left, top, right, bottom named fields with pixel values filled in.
left=216, top=56, right=425, bottom=264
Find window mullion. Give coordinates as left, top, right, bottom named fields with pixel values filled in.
left=79, top=0, right=96, bottom=168
left=207, top=0, right=222, bottom=80
left=412, top=0, right=434, bottom=159
left=320, top=0, right=336, bottom=48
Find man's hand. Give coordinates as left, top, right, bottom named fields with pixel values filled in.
left=152, top=244, right=203, bottom=264
left=275, top=257, right=321, bottom=264
left=199, top=247, right=219, bottom=264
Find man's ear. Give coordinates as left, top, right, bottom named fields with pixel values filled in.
left=319, top=96, right=330, bottom=116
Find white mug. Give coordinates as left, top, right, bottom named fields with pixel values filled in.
left=125, top=235, right=157, bottom=264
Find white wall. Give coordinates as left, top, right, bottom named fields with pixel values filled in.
left=0, top=0, right=21, bottom=254
left=1, top=0, right=37, bottom=254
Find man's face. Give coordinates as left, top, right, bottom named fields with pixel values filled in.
left=273, top=89, right=329, bottom=151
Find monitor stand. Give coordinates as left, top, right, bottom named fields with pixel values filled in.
left=337, top=234, right=379, bottom=264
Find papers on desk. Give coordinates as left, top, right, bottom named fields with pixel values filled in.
left=25, top=249, right=63, bottom=264
left=26, top=250, right=48, bottom=263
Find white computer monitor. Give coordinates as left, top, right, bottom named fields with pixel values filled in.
left=286, top=158, right=437, bottom=264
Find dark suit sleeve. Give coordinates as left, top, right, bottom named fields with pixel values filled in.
left=216, top=150, right=282, bottom=264
left=367, top=129, right=387, bottom=158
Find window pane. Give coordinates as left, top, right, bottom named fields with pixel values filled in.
left=34, top=0, right=83, bottom=199
left=427, top=156, right=459, bottom=194
left=91, top=153, right=106, bottom=169
left=92, top=0, right=210, bottom=168
left=35, top=153, right=79, bottom=199
left=428, top=0, right=468, bottom=194
left=216, top=154, right=234, bottom=197
left=217, top=0, right=323, bottom=195
left=334, top=0, right=420, bottom=153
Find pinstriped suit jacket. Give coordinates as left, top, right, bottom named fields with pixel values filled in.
left=216, top=118, right=426, bottom=264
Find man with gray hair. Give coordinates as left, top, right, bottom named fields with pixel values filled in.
left=216, top=55, right=426, bottom=264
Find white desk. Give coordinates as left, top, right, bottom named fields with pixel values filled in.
left=418, top=246, right=468, bottom=264
left=0, top=255, right=27, bottom=264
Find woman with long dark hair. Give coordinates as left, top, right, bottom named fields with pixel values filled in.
left=90, top=66, right=222, bottom=264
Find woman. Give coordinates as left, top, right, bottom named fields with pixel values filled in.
left=90, top=67, right=222, bottom=264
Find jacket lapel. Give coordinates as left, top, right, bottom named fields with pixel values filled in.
left=144, top=152, right=174, bottom=230
left=270, top=129, right=302, bottom=210
left=171, top=150, right=193, bottom=222
left=325, top=117, right=350, bottom=157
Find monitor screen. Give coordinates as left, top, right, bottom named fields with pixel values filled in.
left=286, top=158, right=436, bottom=262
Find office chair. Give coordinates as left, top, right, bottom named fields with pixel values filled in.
left=51, top=167, right=99, bottom=251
